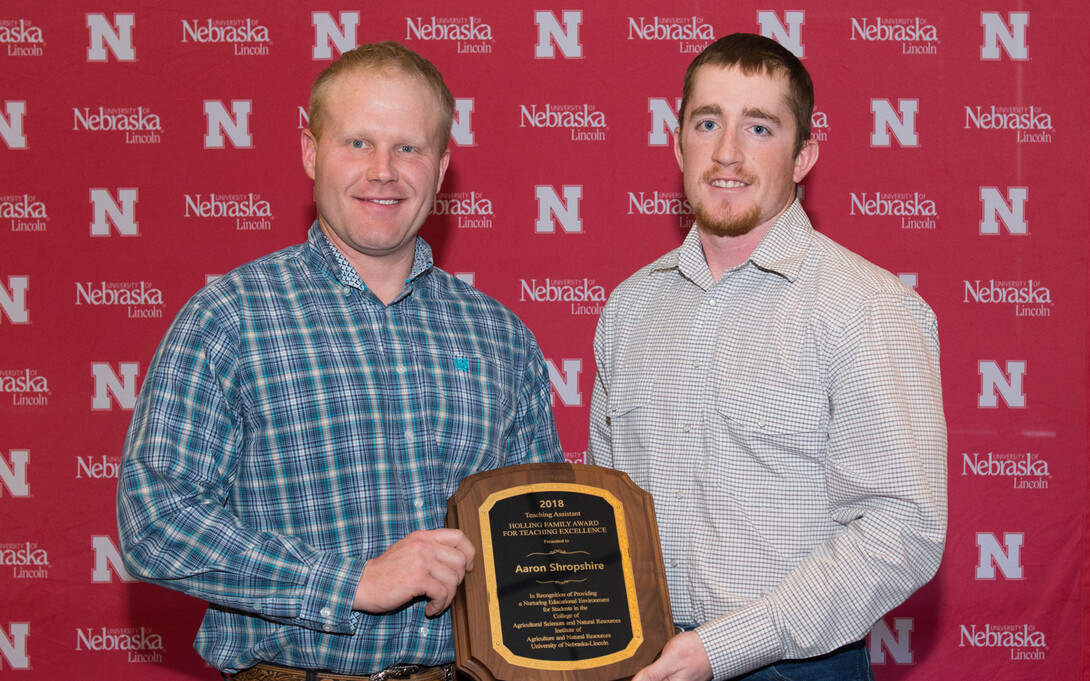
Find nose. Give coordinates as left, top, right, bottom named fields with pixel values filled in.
left=711, top=127, right=743, bottom=167
left=366, top=147, right=396, bottom=182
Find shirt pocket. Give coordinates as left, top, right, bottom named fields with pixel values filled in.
left=709, top=372, right=828, bottom=475
left=704, top=378, right=830, bottom=562
left=427, top=354, right=515, bottom=476
left=601, top=392, right=665, bottom=481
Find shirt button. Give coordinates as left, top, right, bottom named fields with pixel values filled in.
left=675, top=491, right=684, bottom=500
left=682, top=424, right=691, bottom=433
left=323, top=624, right=334, bottom=632
left=414, top=498, right=424, bottom=508
left=405, top=430, right=415, bottom=442
left=420, top=626, right=429, bottom=636
left=396, top=364, right=407, bottom=374
left=320, top=607, right=331, bottom=618
left=342, top=287, right=351, bottom=296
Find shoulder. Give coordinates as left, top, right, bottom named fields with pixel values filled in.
left=208, top=243, right=309, bottom=294
left=174, top=242, right=311, bottom=331
left=428, top=268, right=521, bottom=320
left=604, top=248, right=681, bottom=312
left=811, top=232, right=932, bottom=310
left=804, top=232, right=938, bottom=341
left=427, top=268, right=543, bottom=358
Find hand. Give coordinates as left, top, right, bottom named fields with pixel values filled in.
left=352, top=529, right=475, bottom=617
left=632, top=631, right=713, bottom=681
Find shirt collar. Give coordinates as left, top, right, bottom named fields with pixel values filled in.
left=306, top=221, right=435, bottom=293
left=747, top=199, right=811, bottom=282
left=661, top=199, right=813, bottom=287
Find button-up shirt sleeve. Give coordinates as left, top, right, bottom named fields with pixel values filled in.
left=695, top=291, right=947, bottom=679
left=509, top=343, right=564, bottom=466
left=588, top=325, right=615, bottom=470
left=118, top=296, right=366, bottom=635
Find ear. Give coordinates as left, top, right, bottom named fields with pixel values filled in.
left=301, top=129, right=318, bottom=181
left=792, top=139, right=819, bottom=184
left=672, top=126, right=684, bottom=170
left=435, top=148, right=451, bottom=192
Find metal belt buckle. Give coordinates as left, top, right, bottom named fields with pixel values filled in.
left=370, top=664, right=423, bottom=681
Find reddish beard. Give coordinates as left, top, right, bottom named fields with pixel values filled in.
left=693, top=168, right=761, bottom=237
left=695, top=202, right=761, bottom=237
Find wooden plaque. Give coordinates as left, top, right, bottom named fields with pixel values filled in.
left=446, top=463, right=673, bottom=681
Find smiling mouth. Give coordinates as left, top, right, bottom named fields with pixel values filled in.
left=361, top=198, right=402, bottom=205
left=709, top=179, right=748, bottom=188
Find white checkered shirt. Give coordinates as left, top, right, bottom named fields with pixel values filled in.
left=588, top=201, right=947, bottom=679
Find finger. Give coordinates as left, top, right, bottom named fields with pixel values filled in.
left=631, top=661, right=664, bottom=681
left=427, top=537, right=475, bottom=574
left=425, top=559, right=463, bottom=599
left=431, top=546, right=473, bottom=577
left=430, top=557, right=464, bottom=590
left=431, top=529, right=476, bottom=564
left=421, top=572, right=458, bottom=616
left=424, top=587, right=456, bottom=617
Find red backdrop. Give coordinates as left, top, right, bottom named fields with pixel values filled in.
left=2, top=1, right=1087, bottom=678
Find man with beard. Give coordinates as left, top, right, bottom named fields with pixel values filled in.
left=588, top=34, right=946, bottom=681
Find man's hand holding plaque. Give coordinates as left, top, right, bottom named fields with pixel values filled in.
left=446, top=463, right=673, bottom=681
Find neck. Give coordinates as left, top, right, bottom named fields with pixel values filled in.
left=697, top=223, right=769, bottom=281
left=363, top=250, right=416, bottom=304
left=698, top=199, right=796, bottom=280
left=337, top=240, right=417, bottom=305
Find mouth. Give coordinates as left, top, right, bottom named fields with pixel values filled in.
left=709, top=179, right=748, bottom=189
left=358, top=198, right=403, bottom=206
left=702, top=168, right=755, bottom=189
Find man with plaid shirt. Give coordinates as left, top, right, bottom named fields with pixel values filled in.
left=118, top=42, right=561, bottom=680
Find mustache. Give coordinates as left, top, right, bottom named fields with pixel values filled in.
left=700, top=168, right=757, bottom=185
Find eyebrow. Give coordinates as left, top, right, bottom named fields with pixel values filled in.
left=742, top=107, right=782, bottom=126
left=688, top=104, right=782, bottom=127
left=688, top=104, right=722, bottom=119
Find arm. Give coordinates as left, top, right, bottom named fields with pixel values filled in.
left=117, top=300, right=368, bottom=633
left=505, top=333, right=564, bottom=465
left=590, top=293, right=711, bottom=681
left=586, top=303, right=613, bottom=468
left=696, top=292, right=947, bottom=678
left=119, top=297, right=489, bottom=628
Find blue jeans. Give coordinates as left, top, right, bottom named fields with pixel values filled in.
left=732, top=640, right=875, bottom=681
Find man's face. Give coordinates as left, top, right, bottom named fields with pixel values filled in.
left=302, top=67, right=450, bottom=265
left=674, top=65, right=816, bottom=238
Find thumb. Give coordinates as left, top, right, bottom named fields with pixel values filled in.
left=632, top=658, right=670, bottom=681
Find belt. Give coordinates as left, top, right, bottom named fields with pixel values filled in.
left=234, top=662, right=456, bottom=681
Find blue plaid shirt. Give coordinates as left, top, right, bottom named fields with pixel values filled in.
left=117, top=223, right=562, bottom=674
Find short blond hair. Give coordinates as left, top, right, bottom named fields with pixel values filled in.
left=308, top=41, right=454, bottom=152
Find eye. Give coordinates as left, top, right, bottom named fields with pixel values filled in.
left=350, top=140, right=364, bottom=149
left=697, top=120, right=716, bottom=131
left=398, top=145, right=416, bottom=153
left=752, top=125, right=769, bottom=136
